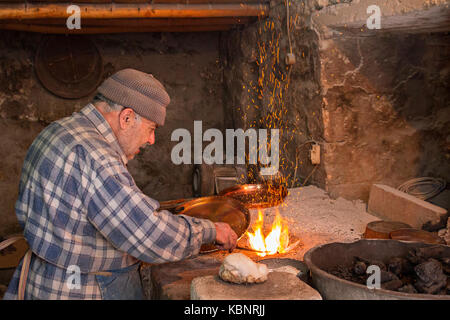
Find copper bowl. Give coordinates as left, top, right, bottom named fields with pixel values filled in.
left=218, top=184, right=288, bottom=208
left=173, top=196, right=250, bottom=253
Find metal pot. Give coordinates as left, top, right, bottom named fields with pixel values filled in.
left=304, top=239, right=450, bottom=300
left=218, top=183, right=288, bottom=208
left=173, top=196, right=251, bottom=253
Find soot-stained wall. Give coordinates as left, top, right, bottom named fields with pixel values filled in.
left=221, top=0, right=325, bottom=188
left=222, top=0, right=449, bottom=201
left=319, top=32, right=450, bottom=201
left=0, top=31, right=226, bottom=237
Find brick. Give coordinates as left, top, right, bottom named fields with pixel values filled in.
left=368, top=184, right=448, bottom=231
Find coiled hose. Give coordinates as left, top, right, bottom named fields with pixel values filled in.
left=397, top=177, right=447, bottom=200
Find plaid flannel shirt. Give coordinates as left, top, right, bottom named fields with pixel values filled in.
left=4, top=103, right=216, bottom=300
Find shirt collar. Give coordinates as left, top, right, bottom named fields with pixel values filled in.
left=81, top=103, right=129, bottom=166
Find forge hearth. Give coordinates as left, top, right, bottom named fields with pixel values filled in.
left=140, top=185, right=378, bottom=300
left=143, top=225, right=308, bottom=300
left=143, top=237, right=307, bottom=300
left=144, top=253, right=317, bottom=300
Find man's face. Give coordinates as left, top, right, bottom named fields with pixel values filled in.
left=116, top=108, right=158, bottom=160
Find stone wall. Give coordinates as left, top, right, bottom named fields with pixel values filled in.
left=318, top=32, right=450, bottom=200
left=311, top=0, right=450, bottom=201
left=221, top=0, right=325, bottom=187
left=0, top=31, right=225, bottom=237
left=222, top=0, right=449, bottom=201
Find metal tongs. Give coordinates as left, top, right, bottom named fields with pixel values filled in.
left=235, top=239, right=302, bottom=254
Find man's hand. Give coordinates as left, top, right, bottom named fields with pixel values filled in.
left=214, top=222, right=238, bottom=252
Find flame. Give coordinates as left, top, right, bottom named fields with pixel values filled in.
left=246, top=210, right=289, bottom=257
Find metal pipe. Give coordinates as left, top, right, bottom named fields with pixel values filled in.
left=0, top=3, right=269, bottom=20
left=1, top=17, right=252, bottom=27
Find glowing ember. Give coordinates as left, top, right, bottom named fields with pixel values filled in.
left=246, top=209, right=289, bottom=257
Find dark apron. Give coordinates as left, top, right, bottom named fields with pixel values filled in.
left=94, top=262, right=145, bottom=300
left=1, top=236, right=146, bottom=300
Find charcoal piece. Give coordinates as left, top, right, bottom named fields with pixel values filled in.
left=416, top=246, right=447, bottom=260
left=414, top=259, right=447, bottom=294
left=353, top=261, right=367, bottom=275
left=398, top=284, right=418, bottom=294
left=402, top=260, right=414, bottom=274
left=354, top=256, right=386, bottom=271
left=407, top=249, right=423, bottom=265
left=370, top=260, right=387, bottom=272
left=408, top=246, right=449, bottom=267
left=380, top=270, right=399, bottom=283
left=399, top=274, right=415, bottom=286
left=388, top=257, right=414, bottom=276
left=329, top=266, right=353, bottom=281
left=387, top=257, right=403, bottom=276
left=438, top=288, right=447, bottom=295
left=440, top=257, right=450, bottom=275
left=415, top=259, right=445, bottom=283
left=381, top=279, right=404, bottom=291
left=354, top=256, right=371, bottom=265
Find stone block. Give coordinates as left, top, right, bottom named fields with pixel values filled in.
left=190, top=272, right=322, bottom=300
left=148, top=255, right=223, bottom=300
left=368, top=184, right=448, bottom=231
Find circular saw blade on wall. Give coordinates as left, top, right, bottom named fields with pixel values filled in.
left=35, top=35, right=103, bottom=99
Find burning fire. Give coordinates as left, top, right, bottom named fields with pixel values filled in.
left=246, top=209, right=289, bottom=257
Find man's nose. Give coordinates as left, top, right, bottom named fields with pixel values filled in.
left=148, top=132, right=155, bottom=145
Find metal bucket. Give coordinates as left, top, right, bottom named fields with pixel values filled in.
left=304, top=239, right=450, bottom=300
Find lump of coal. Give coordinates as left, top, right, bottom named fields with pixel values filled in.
left=353, top=261, right=367, bottom=275
left=398, top=284, right=418, bottom=294
left=408, top=246, right=447, bottom=265
left=387, top=257, right=403, bottom=276
left=329, top=250, right=450, bottom=296
left=388, top=257, right=412, bottom=276
left=354, top=256, right=386, bottom=271
left=440, top=257, right=450, bottom=275
left=414, top=259, right=447, bottom=294
left=417, top=246, right=447, bottom=260
left=381, top=279, right=404, bottom=291
left=380, top=270, right=399, bottom=283
left=369, top=260, right=386, bottom=272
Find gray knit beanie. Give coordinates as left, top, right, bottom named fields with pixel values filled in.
left=97, top=68, right=170, bottom=126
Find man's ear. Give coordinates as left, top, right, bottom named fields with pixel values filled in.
left=118, top=108, right=136, bottom=130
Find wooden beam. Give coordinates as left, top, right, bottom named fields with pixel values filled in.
left=312, top=0, right=450, bottom=36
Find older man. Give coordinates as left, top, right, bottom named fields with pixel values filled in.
left=3, top=69, right=237, bottom=300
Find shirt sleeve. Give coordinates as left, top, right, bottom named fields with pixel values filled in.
left=85, top=157, right=216, bottom=264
